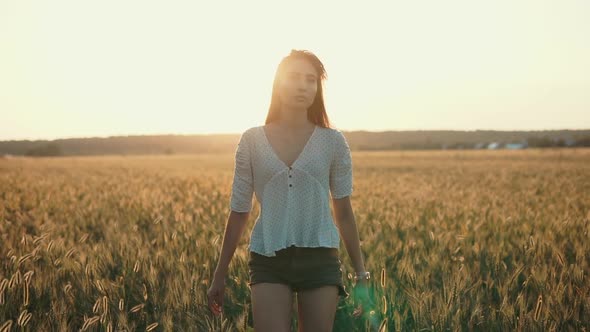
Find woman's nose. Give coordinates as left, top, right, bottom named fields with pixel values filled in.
left=297, top=78, right=307, bottom=91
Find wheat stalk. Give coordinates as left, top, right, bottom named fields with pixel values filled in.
left=17, top=310, right=31, bottom=327
left=0, top=320, right=13, bottom=332
left=534, top=294, right=543, bottom=322
left=81, top=315, right=100, bottom=331
left=146, top=322, right=159, bottom=331
left=23, top=279, right=30, bottom=306
left=130, top=303, right=144, bottom=313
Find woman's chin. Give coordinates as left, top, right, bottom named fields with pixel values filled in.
left=283, top=102, right=310, bottom=111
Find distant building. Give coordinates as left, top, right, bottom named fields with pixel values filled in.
left=487, top=142, right=501, bottom=149
left=505, top=143, right=527, bottom=149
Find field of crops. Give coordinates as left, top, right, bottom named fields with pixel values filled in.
left=1, top=149, right=589, bottom=331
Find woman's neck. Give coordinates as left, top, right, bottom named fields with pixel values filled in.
left=277, top=106, right=311, bottom=128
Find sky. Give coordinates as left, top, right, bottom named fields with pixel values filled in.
left=1, top=0, right=589, bottom=141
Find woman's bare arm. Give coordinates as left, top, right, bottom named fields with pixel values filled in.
left=332, top=196, right=366, bottom=273
left=213, top=210, right=250, bottom=280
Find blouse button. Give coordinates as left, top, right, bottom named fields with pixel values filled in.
left=289, top=184, right=293, bottom=187
left=289, top=175, right=292, bottom=178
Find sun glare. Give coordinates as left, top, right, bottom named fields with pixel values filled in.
left=1, top=1, right=589, bottom=140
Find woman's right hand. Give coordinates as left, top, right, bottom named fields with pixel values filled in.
left=207, top=277, right=226, bottom=316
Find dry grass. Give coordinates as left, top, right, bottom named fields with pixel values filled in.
left=0, top=149, right=589, bottom=331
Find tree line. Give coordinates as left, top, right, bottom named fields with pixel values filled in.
left=1, top=130, right=589, bottom=157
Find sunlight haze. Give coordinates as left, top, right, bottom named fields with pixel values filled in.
left=1, top=0, right=588, bottom=140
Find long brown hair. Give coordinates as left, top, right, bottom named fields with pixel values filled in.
left=264, top=49, right=332, bottom=128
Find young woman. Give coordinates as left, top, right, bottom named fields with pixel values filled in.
left=207, top=49, right=371, bottom=331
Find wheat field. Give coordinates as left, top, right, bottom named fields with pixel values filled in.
left=0, top=149, right=589, bottom=331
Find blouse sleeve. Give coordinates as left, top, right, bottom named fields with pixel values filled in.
left=230, top=129, right=254, bottom=212
left=329, top=130, right=354, bottom=199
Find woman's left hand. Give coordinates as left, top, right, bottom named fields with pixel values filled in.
left=351, top=279, right=373, bottom=318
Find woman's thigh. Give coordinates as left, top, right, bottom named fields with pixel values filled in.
left=296, top=285, right=339, bottom=332
left=251, top=282, right=294, bottom=332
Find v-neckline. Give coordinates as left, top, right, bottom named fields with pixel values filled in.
left=260, top=124, right=317, bottom=169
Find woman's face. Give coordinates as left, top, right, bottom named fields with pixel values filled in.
left=277, top=58, right=318, bottom=111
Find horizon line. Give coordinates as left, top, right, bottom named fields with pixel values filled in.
left=2, top=127, right=590, bottom=142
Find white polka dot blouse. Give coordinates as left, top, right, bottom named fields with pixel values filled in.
left=229, top=124, right=354, bottom=257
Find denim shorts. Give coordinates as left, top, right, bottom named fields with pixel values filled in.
left=247, top=245, right=349, bottom=299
